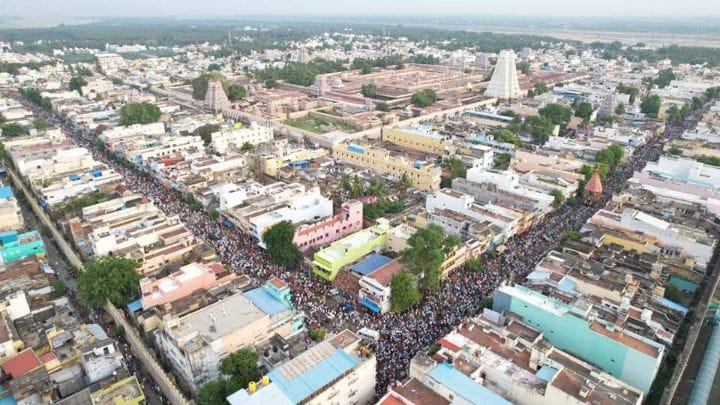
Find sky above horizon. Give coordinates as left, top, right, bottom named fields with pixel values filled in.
left=1, top=0, right=719, bottom=19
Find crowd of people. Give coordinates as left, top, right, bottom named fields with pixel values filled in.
left=17, top=90, right=692, bottom=400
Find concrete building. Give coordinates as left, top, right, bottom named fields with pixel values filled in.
left=250, top=187, right=333, bottom=249
left=334, top=143, right=442, bottom=191
left=312, top=218, right=390, bottom=281
left=226, top=329, right=376, bottom=405
left=262, top=145, right=328, bottom=177
left=0, top=186, right=23, bottom=233
left=643, top=155, right=720, bottom=192
left=407, top=312, right=644, bottom=405
left=493, top=284, right=665, bottom=393
left=465, top=168, right=555, bottom=211
left=0, top=231, right=45, bottom=265
left=211, top=122, right=274, bottom=154
left=139, top=261, right=237, bottom=310
left=382, top=126, right=447, bottom=155
left=485, top=50, right=522, bottom=100
left=293, top=200, right=363, bottom=252
left=358, top=259, right=404, bottom=314
left=155, top=278, right=305, bottom=392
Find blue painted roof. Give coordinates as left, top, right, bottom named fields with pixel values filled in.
left=226, top=382, right=293, bottom=405
left=243, top=287, right=290, bottom=316
left=0, top=396, right=16, bottom=405
left=668, top=276, right=698, bottom=293
left=653, top=296, right=689, bottom=315
left=429, top=363, right=511, bottom=405
left=535, top=365, right=559, bottom=382
left=558, top=277, right=577, bottom=294
left=350, top=254, right=392, bottom=275
left=127, top=299, right=143, bottom=313
left=0, top=186, right=14, bottom=200
left=268, top=349, right=358, bottom=403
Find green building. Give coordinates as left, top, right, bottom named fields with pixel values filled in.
left=0, top=230, right=45, bottom=264
left=312, top=218, right=390, bottom=281
left=493, top=284, right=664, bottom=393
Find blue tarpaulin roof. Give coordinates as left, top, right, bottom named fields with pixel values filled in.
left=429, top=363, right=511, bottom=405
left=0, top=186, right=14, bottom=200
left=127, top=299, right=142, bottom=313
left=0, top=396, right=16, bottom=405
left=558, top=277, right=577, bottom=294
left=654, top=296, right=689, bottom=315
left=360, top=296, right=382, bottom=313
left=350, top=254, right=392, bottom=275
left=268, top=349, right=359, bottom=403
left=222, top=219, right=234, bottom=228
left=0, top=231, right=18, bottom=244
left=243, top=287, right=289, bottom=316
left=535, top=365, right=559, bottom=382
left=669, top=276, right=698, bottom=293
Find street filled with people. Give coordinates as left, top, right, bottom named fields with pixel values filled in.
left=13, top=91, right=696, bottom=399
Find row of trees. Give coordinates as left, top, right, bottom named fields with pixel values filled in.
left=253, top=59, right=345, bottom=87
left=119, top=102, right=162, bottom=126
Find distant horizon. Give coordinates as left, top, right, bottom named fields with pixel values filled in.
left=2, top=0, right=720, bottom=22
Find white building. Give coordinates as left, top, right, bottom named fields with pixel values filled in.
left=250, top=187, right=333, bottom=248
left=227, top=329, right=376, bottom=405
left=643, top=155, right=720, bottom=192
left=211, top=122, right=274, bottom=154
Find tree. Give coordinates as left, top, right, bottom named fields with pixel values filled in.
left=411, top=89, right=438, bottom=107
left=516, top=61, right=531, bottom=75
left=401, top=224, right=459, bottom=292
left=367, top=178, right=387, bottom=198
left=0, top=113, right=5, bottom=125
left=197, top=379, right=241, bottom=405
left=534, top=82, right=548, bottom=95
left=615, top=102, right=626, bottom=116
left=616, top=84, right=639, bottom=104
left=539, top=103, right=572, bottom=126
left=399, top=173, right=413, bottom=195
left=574, top=102, right=593, bottom=123
left=524, top=115, right=554, bottom=144
left=32, top=117, right=51, bottom=130
left=654, top=68, right=676, bottom=89
left=466, top=257, right=482, bottom=272
left=240, top=142, right=253, bottom=152
left=391, top=271, right=421, bottom=313
left=550, top=189, right=565, bottom=207
left=263, top=221, right=301, bottom=268
left=376, top=102, right=390, bottom=112
left=596, top=143, right=625, bottom=168
left=119, top=102, right=161, bottom=126
left=208, top=62, right=222, bottom=71
left=69, top=76, right=88, bottom=93
left=640, top=95, right=662, bottom=117
left=196, top=124, right=221, bottom=146
left=191, top=72, right=227, bottom=100
left=77, top=257, right=141, bottom=308
left=1, top=123, right=29, bottom=137
left=209, top=209, right=220, bottom=220
left=52, top=279, right=67, bottom=299
left=226, top=84, right=246, bottom=101
left=220, top=348, right=261, bottom=387
left=361, top=83, right=378, bottom=98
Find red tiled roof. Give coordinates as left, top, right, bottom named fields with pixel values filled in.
left=3, top=349, right=42, bottom=378
left=39, top=352, right=57, bottom=364
left=585, top=169, right=603, bottom=194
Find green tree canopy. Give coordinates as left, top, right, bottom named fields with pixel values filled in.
left=77, top=257, right=141, bottom=308
left=226, top=84, right=247, bottom=101
left=376, top=102, right=390, bottom=112
left=119, top=102, right=161, bottom=126
left=220, top=348, right=261, bottom=387
left=616, top=84, right=639, bottom=104
left=391, top=271, right=421, bottom=313
left=263, top=221, right=301, bottom=268
left=69, top=76, right=88, bottom=93
left=411, top=89, right=438, bottom=107
left=595, top=143, right=625, bottom=168
left=654, top=68, right=676, bottom=89
left=640, top=95, right=662, bottom=117
left=361, top=83, right=378, bottom=98
left=401, top=224, right=460, bottom=292
left=197, top=379, right=242, bottom=405
left=1, top=123, right=29, bottom=137
left=524, top=115, right=554, bottom=144
left=191, top=72, right=227, bottom=100
left=550, top=189, right=565, bottom=207
left=614, top=102, right=626, bottom=116
left=208, top=62, right=222, bottom=71
left=32, top=117, right=52, bottom=130
left=516, top=61, right=531, bottom=75
left=539, top=103, right=572, bottom=126
left=574, top=102, right=594, bottom=122
left=196, top=124, right=221, bottom=146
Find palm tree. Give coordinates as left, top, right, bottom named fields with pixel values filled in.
left=368, top=178, right=386, bottom=198
left=351, top=175, right=365, bottom=198
left=339, top=173, right=352, bottom=195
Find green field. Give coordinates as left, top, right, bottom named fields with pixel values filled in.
left=284, top=115, right=357, bottom=134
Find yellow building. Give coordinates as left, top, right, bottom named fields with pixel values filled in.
left=334, top=143, right=441, bottom=191
left=90, top=376, right=145, bottom=405
left=381, top=127, right=446, bottom=155
left=262, top=147, right=328, bottom=177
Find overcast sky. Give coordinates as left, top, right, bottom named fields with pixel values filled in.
left=1, top=0, right=718, bottom=19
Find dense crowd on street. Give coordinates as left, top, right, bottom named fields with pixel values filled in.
left=13, top=91, right=692, bottom=399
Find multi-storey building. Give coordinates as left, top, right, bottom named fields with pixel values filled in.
left=293, top=200, right=363, bottom=252
left=334, top=143, right=441, bottom=191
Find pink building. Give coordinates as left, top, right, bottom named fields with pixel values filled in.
left=139, top=261, right=236, bottom=309
left=293, top=200, right=363, bottom=252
